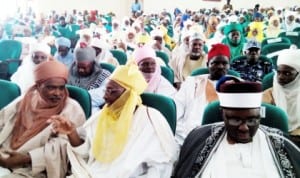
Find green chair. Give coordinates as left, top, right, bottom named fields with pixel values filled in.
left=262, top=72, right=275, bottom=90
left=100, top=62, right=116, bottom=73
left=293, top=27, right=300, bottom=32
left=155, top=51, right=169, bottom=67
left=141, top=93, right=176, bottom=134
left=110, top=49, right=127, bottom=65
left=261, top=37, right=291, bottom=49
left=190, top=68, right=240, bottom=77
left=201, top=101, right=289, bottom=132
left=161, top=66, right=174, bottom=84
left=66, top=85, right=91, bottom=119
left=278, top=31, right=300, bottom=48
left=0, top=40, right=22, bottom=61
left=0, top=79, right=20, bottom=109
left=261, top=43, right=291, bottom=68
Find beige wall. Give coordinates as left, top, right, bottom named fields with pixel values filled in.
left=31, top=0, right=299, bottom=18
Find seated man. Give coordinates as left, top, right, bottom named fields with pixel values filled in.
left=173, top=76, right=300, bottom=178
left=170, top=32, right=207, bottom=89
left=68, top=43, right=111, bottom=113
left=90, top=38, right=119, bottom=66
left=134, top=45, right=176, bottom=97
left=222, top=22, right=246, bottom=59
left=262, top=49, right=300, bottom=147
left=0, top=60, right=85, bottom=177
left=54, top=37, right=74, bottom=68
left=174, top=43, right=230, bottom=145
left=11, top=42, right=51, bottom=93
left=231, top=40, right=273, bottom=82
left=50, top=63, right=178, bottom=177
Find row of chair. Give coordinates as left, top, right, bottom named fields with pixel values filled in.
left=0, top=79, right=289, bottom=134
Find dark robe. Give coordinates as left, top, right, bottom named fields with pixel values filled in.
left=173, top=123, right=300, bottom=178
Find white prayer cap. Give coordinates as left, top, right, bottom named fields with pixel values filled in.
left=150, top=29, right=163, bottom=38
left=217, top=76, right=263, bottom=108
left=90, top=38, right=110, bottom=50
left=55, top=37, right=71, bottom=48
left=190, top=31, right=205, bottom=42
left=184, top=19, right=193, bottom=27
left=30, top=43, right=51, bottom=55
left=277, top=49, right=300, bottom=71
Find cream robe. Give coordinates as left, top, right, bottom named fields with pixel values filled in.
left=170, top=53, right=206, bottom=83
left=0, top=97, right=86, bottom=178
left=67, top=105, right=179, bottom=178
left=174, top=75, right=218, bottom=145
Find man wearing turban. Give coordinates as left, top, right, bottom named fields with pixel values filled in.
left=11, top=42, right=52, bottom=93
left=0, top=60, right=85, bottom=177
left=263, top=49, right=300, bottom=147
left=222, top=22, right=246, bottom=59
left=134, top=45, right=176, bottom=97
left=51, top=63, right=178, bottom=177
left=174, top=43, right=230, bottom=145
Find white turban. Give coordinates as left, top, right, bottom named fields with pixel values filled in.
left=30, top=43, right=51, bottom=55
left=277, top=49, right=300, bottom=71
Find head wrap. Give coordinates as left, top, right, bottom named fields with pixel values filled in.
left=74, top=44, right=96, bottom=62
left=30, top=42, right=51, bottom=55
left=34, top=60, right=69, bottom=83
left=55, top=37, right=71, bottom=48
left=133, top=45, right=156, bottom=64
left=224, top=23, right=243, bottom=35
left=277, top=49, right=300, bottom=71
left=217, top=76, right=262, bottom=108
left=92, top=63, right=147, bottom=163
left=190, top=32, right=205, bottom=42
left=133, top=45, right=162, bottom=92
left=207, top=43, right=230, bottom=62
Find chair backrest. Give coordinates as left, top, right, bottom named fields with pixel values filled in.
left=0, top=79, right=21, bottom=109
left=278, top=31, right=300, bottom=48
left=202, top=101, right=289, bottom=132
left=66, top=85, right=91, bottom=119
left=293, top=27, right=300, bottom=32
left=160, top=66, right=174, bottom=84
left=190, top=68, right=240, bottom=77
left=141, top=93, right=176, bottom=134
left=0, top=40, right=22, bottom=61
left=262, top=72, right=275, bottom=90
left=155, top=51, right=169, bottom=67
left=110, top=49, right=127, bottom=65
left=100, top=62, right=116, bottom=73
left=261, top=43, right=291, bottom=67
left=261, top=37, right=291, bottom=49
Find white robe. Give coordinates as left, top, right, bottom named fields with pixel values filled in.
left=0, top=97, right=86, bottom=178
left=67, top=105, right=179, bottom=178
left=174, top=75, right=217, bottom=145
left=200, top=130, right=280, bottom=178
left=151, top=76, right=177, bottom=98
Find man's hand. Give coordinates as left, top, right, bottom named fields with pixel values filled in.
left=0, top=151, right=31, bottom=169
left=47, top=115, right=75, bottom=135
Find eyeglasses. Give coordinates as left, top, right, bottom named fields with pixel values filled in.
left=105, top=88, right=124, bottom=94
left=226, top=118, right=260, bottom=126
left=33, top=55, right=47, bottom=60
